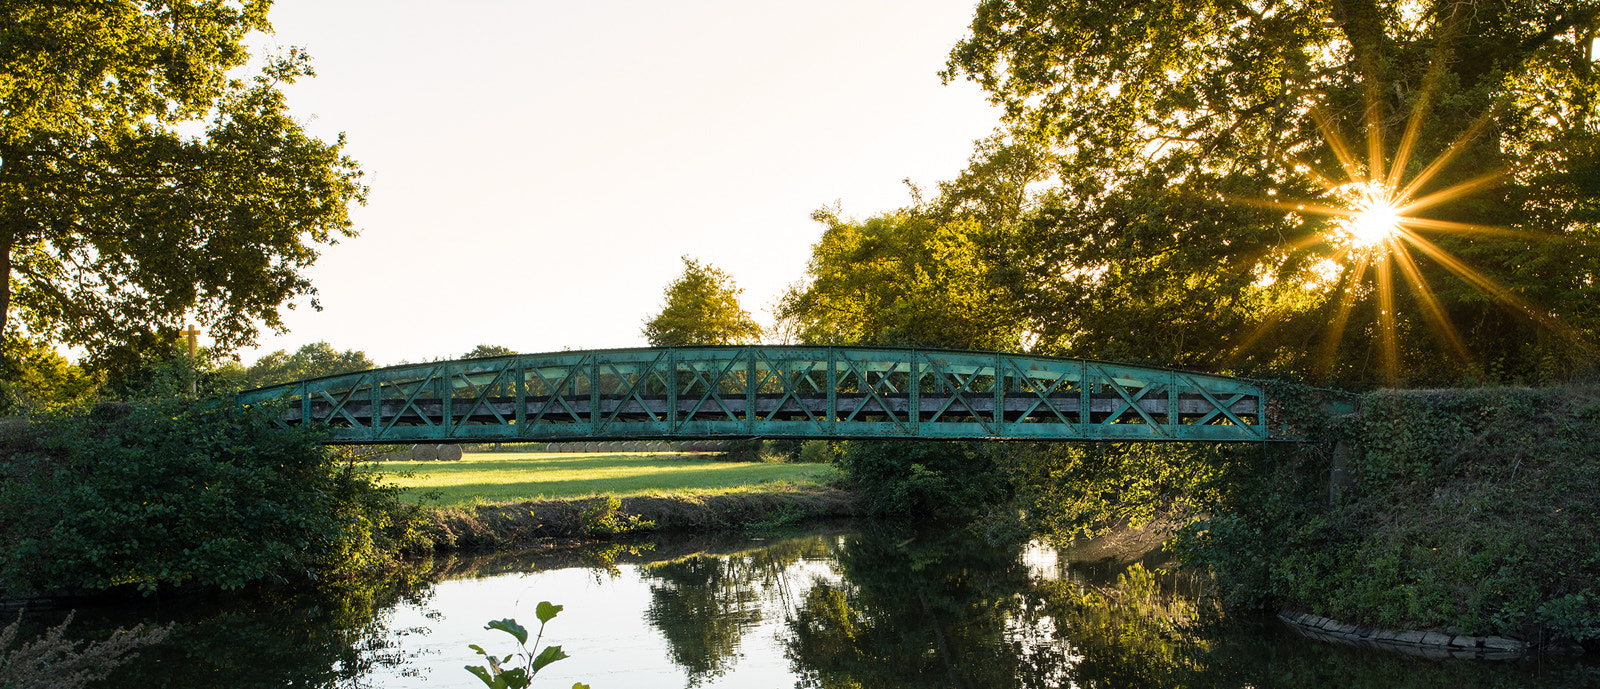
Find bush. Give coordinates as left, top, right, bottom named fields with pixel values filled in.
left=0, top=396, right=430, bottom=597
left=798, top=440, right=833, bottom=464
left=835, top=440, right=1009, bottom=521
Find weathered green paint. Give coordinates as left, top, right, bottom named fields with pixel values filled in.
left=236, top=345, right=1296, bottom=444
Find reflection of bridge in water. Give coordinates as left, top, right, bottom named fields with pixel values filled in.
left=237, top=346, right=1298, bottom=445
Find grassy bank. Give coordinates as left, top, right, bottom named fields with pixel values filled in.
left=374, top=450, right=839, bottom=506
left=364, top=450, right=857, bottom=548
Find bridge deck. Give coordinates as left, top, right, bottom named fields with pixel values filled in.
left=237, top=346, right=1284, bottom=444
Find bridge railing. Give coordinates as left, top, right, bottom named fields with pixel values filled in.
left=236, top=346, right=1277, bottom=444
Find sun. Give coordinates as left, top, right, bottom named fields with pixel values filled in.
left=1224, top=97, right=1570, bottom=384
left=1340, top=182, right=1401, bottom=249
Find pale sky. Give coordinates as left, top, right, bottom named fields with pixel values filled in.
left=237, top=0, right=1002, bottom=365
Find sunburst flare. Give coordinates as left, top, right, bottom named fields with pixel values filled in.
left=1230, top=93, right=1569, bottom=384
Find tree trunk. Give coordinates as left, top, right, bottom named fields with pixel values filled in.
left=0, top=235, right=10, bottom=362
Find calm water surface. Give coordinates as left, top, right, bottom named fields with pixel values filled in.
left=44, top=524, right=1600, bottom=687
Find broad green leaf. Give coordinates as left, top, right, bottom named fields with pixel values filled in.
left=499, top=668, right=532, bottom=689
left=485, top=618, right=528, bottom=645
left=463, top=665, right=503, bottom=689
left=573, top=684, right=591, bottom=689
left=468, top=643, right=488, bottom=657
left=535, top=601, right=563, bottom=624
left=530, top=644, right=570, bottom=673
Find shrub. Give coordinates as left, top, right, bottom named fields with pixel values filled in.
left=798, top=440, right=833, bottom=464
left=0, top=396, right=430, bottom=597
left=835, top=440, right=1009, bottom=521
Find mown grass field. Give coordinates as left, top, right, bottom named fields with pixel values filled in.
left=369, top=451, right=839, bottom=506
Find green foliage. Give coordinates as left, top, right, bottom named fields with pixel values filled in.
left=717, top=438, right=766, bottom=462
left=920, top=0, right=1600, bottom=386
left=835, top=440, right=1010, bottom=522
left=464, top=604, right=587, bottom=689
left=0, top=335, right=99, bottom=412
left=1168, top=386, right=1600, bottom=643
left=0, top=396, right=429, bottom=596
left=2, top=3, right=366, bottom=365
left=231, top=341, right=376, bottom=390
left=463, top=344, right=519, bottom=359
left=578, top=496, right=655, bottom=537
left=642, top=256, right=762, bottom=346
left=776, top=210, right=1021, bottom=350
left=797, top=439, right=833, bottom=464
left=1006, top=441, right=1230, bottom=544
left=0, top=611, right=170, bottom=689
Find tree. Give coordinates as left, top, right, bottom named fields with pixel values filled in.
left=233, top=342, right=375, bottom=390
left=0, top=2, right=366, bottom=369
left=641, top=257, right=762, bottom=346
left=461, top=344, right=517, bottom=359
left=942, top=0, right=1600, bottom=385
left=777, top=208, right=1022, bottom=351
left=0, top=335, right=99, bottom=411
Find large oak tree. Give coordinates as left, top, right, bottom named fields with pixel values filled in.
left=0, top=1, right=365, bottom=368
left=943, top=0, right=1600, bottom=385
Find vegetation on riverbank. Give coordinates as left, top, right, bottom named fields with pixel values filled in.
left=418, top=485, right=860, bottom=549
left=0, top=397, right=432, bottom=600
left=0, top=396, right=854, bottom=602
left=1178, top=385, right=1600, bottom=648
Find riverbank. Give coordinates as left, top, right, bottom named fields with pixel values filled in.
left=370, top=449, right=840, bottom=505
left=1181, top=383, right=1600, bottom=653
left=415, top=483, right=863, bottom=549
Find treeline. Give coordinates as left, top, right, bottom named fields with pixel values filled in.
left=0, top=340, right=525, bottom=414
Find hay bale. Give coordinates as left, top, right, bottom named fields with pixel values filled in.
left=437, top=444, right=463, bottom=461
left=410, top=444, right=438, bottom=461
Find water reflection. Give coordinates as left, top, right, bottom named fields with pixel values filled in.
left=641, top=536, right=832, bottom=685
left=55, top=523, right=1600, bottom=687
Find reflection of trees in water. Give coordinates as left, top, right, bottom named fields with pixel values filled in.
left=640, top=536, right=835, bottom=686
left=778, top=528, right=1600, bottom=689
left=784, top=527, right=1039, bottom=688
left=85, top=558, right=441, bottom=688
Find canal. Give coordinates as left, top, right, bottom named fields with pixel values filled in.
left=34, top=523, right=1600, bottom=687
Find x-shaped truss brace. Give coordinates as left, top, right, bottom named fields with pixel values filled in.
left=752, top=353, right=827, bottom=429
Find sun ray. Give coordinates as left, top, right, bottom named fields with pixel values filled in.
left=1364, top=84, right=1386, bottom=187
left=1224, top=307, right=1290, bottom=367
left=1314, top=253, right=1370, bottom=381
left=1396, top=230, right=1574, bottom=337
left=1227, top=87, right=1582, bottom=384
left=1376, top=250, right=1399, bottom=384
left=1396, top=171, right=1505, bottom=215
left=1224, top=195, right=1365, bottom=220
left=1388, top=239, right=1473, bottom=363
left=1286, top=156, right=1344, bottom=193
left=1399, top=216, right=1545, bottom=240
left=1310, top=107, right=1369, bottom=184
left=1394, top=108, right=1498, bottom=200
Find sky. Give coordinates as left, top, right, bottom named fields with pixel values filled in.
left=236, top=0, right=1003, bottom=366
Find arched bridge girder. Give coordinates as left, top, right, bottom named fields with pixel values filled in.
left=236, top=346, right=1285, bottom=444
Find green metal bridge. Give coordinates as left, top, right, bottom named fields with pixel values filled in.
left=236, top=346, right=1293, bottom=445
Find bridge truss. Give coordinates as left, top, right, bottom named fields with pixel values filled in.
left=236, top=346, right=1286, bottom=444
